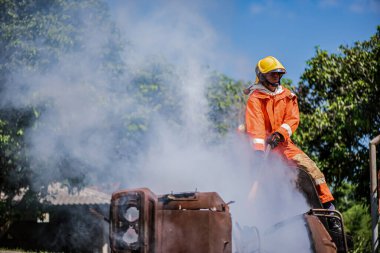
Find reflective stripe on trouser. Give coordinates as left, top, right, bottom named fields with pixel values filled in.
left=291, top=153, right=334, bottom=203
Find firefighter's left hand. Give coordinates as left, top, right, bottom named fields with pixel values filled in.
left=266, top=132, right=284, bottom=149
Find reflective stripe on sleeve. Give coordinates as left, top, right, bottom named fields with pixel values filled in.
left=315, top=178, right=326, bottom=185
left=252, top=138, right=265, bottom=144
left=281, top=123, right=292, bottom=137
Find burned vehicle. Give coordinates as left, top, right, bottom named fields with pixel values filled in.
left=109, top=188, right=232, bottom=253
left=109, top=170, right=350, bottom=253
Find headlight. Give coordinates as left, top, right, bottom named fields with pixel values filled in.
left=125, top=206, right=139, bottom=222
left=123, top=227, right=139, bottom=245
left=111, top=189, right=157, bottom=252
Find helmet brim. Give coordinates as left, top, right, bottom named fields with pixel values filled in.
left=269, top=68, right=286, bottom=74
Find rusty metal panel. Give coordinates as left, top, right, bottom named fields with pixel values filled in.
left=159, top=192, right=228, bottom=212
left=110, top=189, right=232, bottom=253
left=156, top=192, right=232, bottom=253
left=305, top=214, right=337, bottom=253
left=378, top=170, right=380, bottom=214
left=158, top=209, right=231, bottom=253
left=370, top=135, right=380, bottom=253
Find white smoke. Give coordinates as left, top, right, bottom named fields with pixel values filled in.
left=2, top=0, right=313, bottom=252
left=112, top=1, right=313, bottom=252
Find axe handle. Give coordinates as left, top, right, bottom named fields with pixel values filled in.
left=248, top=145, right=271, bottom=201
left=263, top=145, right=271, bottom=160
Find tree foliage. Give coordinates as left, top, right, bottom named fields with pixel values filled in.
left=294, top=26, right=380, bottom=253
left=0, top=0, right=124, bottom=227
left=295, top=27, right=380, bottom=202
left=0, top=0, right=184, bottom=230
left=206, top=73, right=246, bottom=135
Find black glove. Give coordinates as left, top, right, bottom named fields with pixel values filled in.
left=266, top=132, right=284, bottom=149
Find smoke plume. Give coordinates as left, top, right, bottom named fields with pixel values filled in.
left=2, top=0, right=312, bottom=252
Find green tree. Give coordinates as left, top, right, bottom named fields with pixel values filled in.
left=206, top=72, right=247, bottom=135
left=295, top=26, right=380, bottom=252
left=119, top=57, right=183, bottom=162
left=0, top=0, right=124, bottom=230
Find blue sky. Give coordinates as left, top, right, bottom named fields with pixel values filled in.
left=205, top=0, right=380, bottom=83
left=110, top=0, right=379, bottom=84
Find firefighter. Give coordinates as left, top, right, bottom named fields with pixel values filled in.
left=245, top=56, right=339, bottom=225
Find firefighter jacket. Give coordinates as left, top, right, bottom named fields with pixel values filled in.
left=245, top=84, right=301, bottom=157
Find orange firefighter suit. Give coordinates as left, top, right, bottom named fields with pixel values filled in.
left=245, top=84, right=334, bottom=204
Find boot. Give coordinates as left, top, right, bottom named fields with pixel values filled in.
left=322, top=202, right=342, bottom=232
left=328, top=217, right=342, bottom=233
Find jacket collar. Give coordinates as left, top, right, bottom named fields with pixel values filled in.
left=251, top=83, right=285, bottom=98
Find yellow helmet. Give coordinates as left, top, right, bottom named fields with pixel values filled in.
left=255, top=56, right=286, bottom=85
left=256, top=56, right=286, bottom=74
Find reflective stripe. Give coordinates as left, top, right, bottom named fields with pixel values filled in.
left=315, top=178, right=326, bottom=185
left=281, top=123, right=292, bottom=137
left=252, top=138, right=265, bottom=144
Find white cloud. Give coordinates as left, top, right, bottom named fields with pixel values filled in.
left=250, top=3, right=265, bottom=14
left=248, top=1, right=296, bottom=19
left=318, top=0, right=380, bottom=13
left=319, top=0, right=340, bottom=7
left=349, top=0, right=380, bottom=13
left=249, top=0, right=276, bottom=15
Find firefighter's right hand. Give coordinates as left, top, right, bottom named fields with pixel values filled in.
left=266, top=132, right=284, bottom=149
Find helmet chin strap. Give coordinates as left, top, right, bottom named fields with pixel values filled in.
left=259, top=73, right=281, bottom=88
left=267, top=80, right=279, bottom=87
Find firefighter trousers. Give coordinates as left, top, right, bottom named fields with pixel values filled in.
left=291, top=153, right=334, bottom=204
left=276, top=141, right=334, bottom=204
